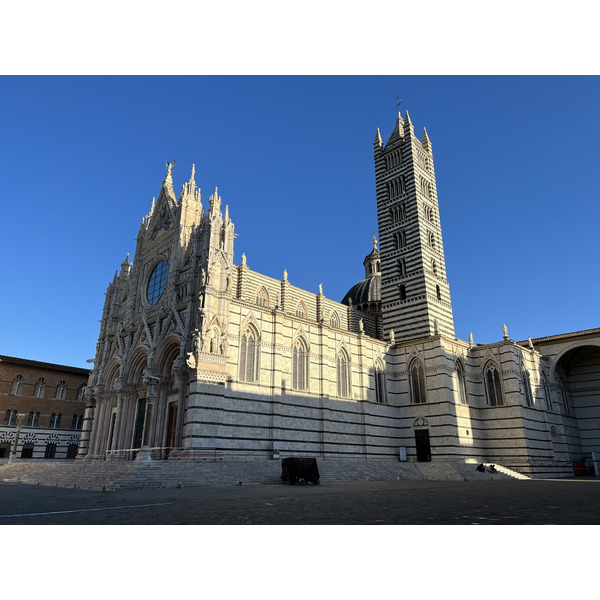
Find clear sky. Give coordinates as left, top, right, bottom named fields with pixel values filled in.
left=1, top=75, right=599, bottom=368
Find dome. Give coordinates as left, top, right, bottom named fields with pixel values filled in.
left=341, top=275, right=381, bottom=310
left=341, top=237, right=382, bottom=312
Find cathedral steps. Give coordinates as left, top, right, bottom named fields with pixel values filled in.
left=1, top=456, right=530, bottom=491
left=0, top=460, right=136, bottom=491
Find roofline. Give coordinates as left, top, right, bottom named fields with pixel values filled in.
left=517, top=327, right=600, bottom=346
left=0, top=355, right=90, bottom=376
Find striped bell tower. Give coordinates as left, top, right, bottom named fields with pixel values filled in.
left=374, top=111, right=454, bottom=342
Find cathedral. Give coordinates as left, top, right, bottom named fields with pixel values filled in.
left=80, top=111, right=600, bottom=478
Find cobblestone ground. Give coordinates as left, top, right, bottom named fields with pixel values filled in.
left=1, top=477, right=599, bottom=525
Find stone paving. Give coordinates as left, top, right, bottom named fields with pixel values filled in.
left=1, top=477, right=600, bottom=525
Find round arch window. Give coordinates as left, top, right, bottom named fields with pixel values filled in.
left=147, top=260, right=168, bottom=305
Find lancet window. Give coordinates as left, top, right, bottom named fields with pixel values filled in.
left=3, top=410, right=17, bottom=426
left=374, top=360, right=387, bottom=404
left=387, top=176, right=406, bottom=199
left=33, top=378, right=46, bottom=398
left=10, top=375, right=23, bottom=395
left=336, top=350, right=351, bottom=398
left=409, top=360, right=427, bottom=404
left=292, top=338, right=309, bottom=391
left=295, top=302, right=306, bottom=319
left=385, top=149, right=402, bottom=170
left=239, top=327, right=258, bottom=383
left=256, top=287, right=268, bottom=308
left=49, top=412, right=62, bottom=429
left=485, top=364, right=504, bottom=406
left=456, top=360, right=468, bottom=405
left=55, top=380, right=67, bottom=400
left=27, top=411, right=40, bottom=427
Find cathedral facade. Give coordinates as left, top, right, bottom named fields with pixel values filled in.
left=80, top=112, right=600, bottom=478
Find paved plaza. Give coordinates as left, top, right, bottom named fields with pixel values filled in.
left=1, top=477, right=599, bottom=525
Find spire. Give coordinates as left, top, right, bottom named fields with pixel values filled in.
left=422, top=127, right=431, bottom=152
left=179, top=163, right=200, bottom=203
left=384, top=112, right=405, bottom=149
left=403, top=110, right=414, bottom=136
left=374, top=127, right=383, bottom=148
left=208, top=186, right=222, bottom=217
left=119, top=253, right=132, bottom=277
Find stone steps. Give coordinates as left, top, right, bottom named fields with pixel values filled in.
left=0, top=457, right=530, bottom=491
left=0, top=460, right=136, bottom=491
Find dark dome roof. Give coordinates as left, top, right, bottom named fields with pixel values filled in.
left=341, top=274, right=381, bottom=308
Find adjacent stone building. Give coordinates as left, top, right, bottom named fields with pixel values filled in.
left=79, top=111, right=600, bottom=478
left=0, top=355, right=89, bottom=461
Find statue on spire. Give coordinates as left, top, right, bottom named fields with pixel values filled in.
left=166, top=159, right=175, bottom=178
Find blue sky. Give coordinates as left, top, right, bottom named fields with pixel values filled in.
left=1, top=75, right=599, bottom=368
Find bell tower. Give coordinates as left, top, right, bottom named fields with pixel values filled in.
left=374, top=111, right=454, bottom=342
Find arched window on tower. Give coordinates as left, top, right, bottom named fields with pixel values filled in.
left=485, top=364, right=504, bottom=406
left=33, top=378, right=46, bottom=398
left=436, top=285, right=441, bottom=300
left=292, top=338, right=309, bottom=391
left=428, top=232, right=436, bottom=250
left=432, top=259, right=438, bottom=277
left=397, top=258, right=406, bottom=277
left=336, top=349, right=351, bottom=398
left=394, top=231, right=406, bottom=250
left=399, top=284, right=407, bottom=300
left=239, top=327, right=258, bottom=383
left=10, top=375, right=23, bottom=395
left=409, top=360, right=427, bottom=404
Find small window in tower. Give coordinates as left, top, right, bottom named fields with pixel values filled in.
left=432, top=259, right=437, bottom=276
left=436, top=285, right=441, bottom=300
left=397, top=258, right=406, bottom=277
left=399, top=284, right=407, bottom=300
left=428, top=232, right=435, bottom=249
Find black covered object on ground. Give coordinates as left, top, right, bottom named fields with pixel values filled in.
left=280, top=457, right=320, bottom=484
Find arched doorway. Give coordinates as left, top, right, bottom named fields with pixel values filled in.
left=156, top=338, right=181, bottom=453
left=553, top=344, right=600, bottom=457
